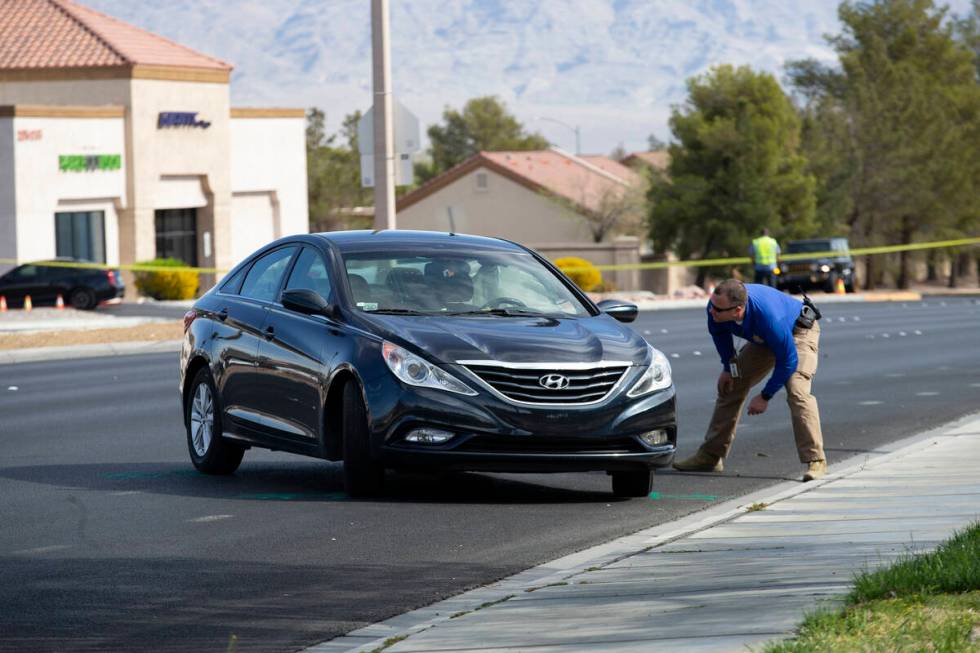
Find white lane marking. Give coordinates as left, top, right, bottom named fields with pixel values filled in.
left=867, top=335, right=875, bottom=339
left=838, top=317, right=846, bottom=322
left=837, top=381, right=854, bottom=385
left=7, top=386, right=17, bottom=391
left=643, top=330, right=651, bottom=335
left=898, top=331, right=907, bottom=336
left=859, top=401, right=884, bottom=405
left=13, top=544, right=71, bottom=555
left=914, top=330, right=923, bottom=335
left=660, top=329, right=669, bottom=334
left=693, top=350, right=702, bottom=356
left=916, top=392, right=939, bottom=396
left=885, top=373, right=906, bottom=378
left=970, top=383, right=980, bottom=388
left=109, top=491, right=142, bottom=496
left=853, top=316, right=861, bottom=321
left=881, top=333, right=891, bottom=338
left=670, top=353, right=680, bottom=359
left=189, top=515, right=233, bottom=523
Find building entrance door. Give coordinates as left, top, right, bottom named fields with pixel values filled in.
left=154, top=208, right=198, bottom=266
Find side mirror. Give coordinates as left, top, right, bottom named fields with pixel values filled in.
left=282, top=288, right=335, bottom=318
left=596, top=299, right=638, bottom=323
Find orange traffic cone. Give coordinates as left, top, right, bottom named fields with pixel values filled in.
left=834, top=277, right=846, bottom=294
left=24, top=294, right=32, bottom=311
left=55, top=293, right=65, bottom=310
left=0, top=295, right=6, bottom=312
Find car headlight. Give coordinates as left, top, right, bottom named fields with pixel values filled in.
left=819, top=264, right=831, bottom=273
left=382, top=341, right=477, bottom=396
left=627, top=345, right=672, bottom=397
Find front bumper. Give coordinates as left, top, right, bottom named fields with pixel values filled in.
left=367, top=370, right=677, bottom=473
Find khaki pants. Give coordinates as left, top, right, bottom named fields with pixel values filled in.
left=701, top=322, right=824, bottom=463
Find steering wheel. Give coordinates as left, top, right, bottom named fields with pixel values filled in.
left=480, top=296, right=528, bottom=310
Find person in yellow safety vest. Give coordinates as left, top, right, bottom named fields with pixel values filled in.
left=749, top=228, right=781, bottom=287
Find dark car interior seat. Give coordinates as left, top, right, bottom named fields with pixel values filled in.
left=385, top=267, right=432, bottom=308
left=424, top=261, right=473, bottom=305
left=347, top=273, right=371, bottom=303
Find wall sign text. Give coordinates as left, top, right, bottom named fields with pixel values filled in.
left=59, top=154, right=122, bottom=172
left=17, top=129, right=42, bottom=141
left=158, top=112, right=211, bottom=129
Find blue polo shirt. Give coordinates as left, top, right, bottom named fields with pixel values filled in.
left=707, top=284, right=802, bottom=399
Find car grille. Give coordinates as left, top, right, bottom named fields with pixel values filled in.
left=460, top=362, right=630, bottom=405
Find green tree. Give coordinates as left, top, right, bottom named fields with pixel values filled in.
left=788, top=0, right=980, bottom=288
left=306, top=108, right=373, bottom=232
left=648, top=65, right=816, bottom=286
left=416, top=96, right=549, bottom=183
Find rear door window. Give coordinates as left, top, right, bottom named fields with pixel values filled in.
left=240, top=247, right=297, bottom=303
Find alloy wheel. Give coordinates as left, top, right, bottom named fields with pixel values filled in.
left=190, top=382, right=214, bottom=457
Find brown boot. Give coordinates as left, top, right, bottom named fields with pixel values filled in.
left=673, top=448, right=723, bottom=472
left=802, top=459, right=827, bottom=482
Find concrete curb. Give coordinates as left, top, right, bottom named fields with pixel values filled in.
left=311, top=411, right=980, bottom=653
left=0, top=339, right=181, bottom=365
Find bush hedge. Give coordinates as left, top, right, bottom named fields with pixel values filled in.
left=554, top=256, right=602, bottom=292
left=133, top=258, right=198, bottom=300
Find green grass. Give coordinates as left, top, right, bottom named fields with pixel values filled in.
left=765, top=522, right=980, bottom=652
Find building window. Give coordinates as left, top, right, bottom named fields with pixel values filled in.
left=155, top=208, right=198, bottom=266
left=475, top=172, right=488, bottom=191
left=55, top=211, right=106, bottom=263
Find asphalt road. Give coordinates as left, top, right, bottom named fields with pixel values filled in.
left=1, top=296, right=978, bottom=652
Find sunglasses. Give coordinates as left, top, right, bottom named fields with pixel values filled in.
left=709, top=302, right=742, bottom=313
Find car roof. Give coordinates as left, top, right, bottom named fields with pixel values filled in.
left=788, top=237, right=848, bottom=243
left=311, top=230, right=524, bottom=253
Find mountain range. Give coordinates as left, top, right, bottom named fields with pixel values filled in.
left=83, top=0, right=974, bottom=155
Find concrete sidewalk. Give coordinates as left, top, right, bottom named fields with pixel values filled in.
left=317, top=414, right=980, bottom=653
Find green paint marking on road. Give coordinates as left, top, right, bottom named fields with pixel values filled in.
left=648, top=492, right=720, bottom=501
left=237, top=492, right=348, bottom=502
left=102, top=471, right=165, bottom=480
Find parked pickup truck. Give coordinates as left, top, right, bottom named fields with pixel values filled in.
left=777, top=237, right=856, bottom=293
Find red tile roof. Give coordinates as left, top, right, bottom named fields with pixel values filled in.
left=622, top=150, right=670, bottom=171
left=0, top=0, right=231, bottom=72
left=397, top=149, right=640, bottom=216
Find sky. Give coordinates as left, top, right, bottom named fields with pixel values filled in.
left=85, top=0, right=976, bottom=156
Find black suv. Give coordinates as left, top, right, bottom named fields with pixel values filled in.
left=0, top=259, right=125, bottom=309
left=179, top=231, right=677, bottom=497
left=778, top=237, right=855, bottom=293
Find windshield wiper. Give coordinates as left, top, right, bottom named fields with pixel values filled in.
left=444, top=308, right=553, bottom=318
left=368, top=308, right=429, bottom=315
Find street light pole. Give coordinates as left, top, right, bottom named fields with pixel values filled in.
left=371, top=0, right=396, bottom=230
left=534, top=116, right=581, bottom=155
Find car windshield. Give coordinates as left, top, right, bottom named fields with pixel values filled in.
left=787, top=241, right=842, bottom=254
left=341, top=249, right=591, bottom=317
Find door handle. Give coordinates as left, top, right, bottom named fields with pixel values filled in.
left=264, top=325, right=275, bottom=340
left=216, top=308, right=229, bottom=322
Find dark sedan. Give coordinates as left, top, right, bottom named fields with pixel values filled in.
left=0, top=259, right=124, bottom=309
left=179, top=231, right=676, bottom=497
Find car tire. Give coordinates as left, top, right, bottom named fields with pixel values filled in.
left=342, top=381, right=385, bottom=497
left=185, top=367, right=245, bottom=475
left=69, top=287, right=97, bottom=310
left=611, top=469, right=653, bottom=498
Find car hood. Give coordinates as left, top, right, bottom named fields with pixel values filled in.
left=359, top=313, right=649, bottom=365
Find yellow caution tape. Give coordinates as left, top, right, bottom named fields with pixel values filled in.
left=2, top=235, right=977, bottom=275
left=0, top=258, right=226, bottom=274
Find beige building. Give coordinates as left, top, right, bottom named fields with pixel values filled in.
left=0, top=0, right=307, bottom=288
left=396, top=148, right=647, bottom=289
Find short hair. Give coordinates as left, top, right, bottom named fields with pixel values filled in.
left=760, top=227, right=770, bottom=236
left=714, top=279, right=746, bottom=305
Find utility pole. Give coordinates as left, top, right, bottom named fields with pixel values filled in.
left=371, top=0, right=396, bottom=230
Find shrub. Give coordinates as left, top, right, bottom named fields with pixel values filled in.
left=554, top=256, right=602, bottom=292
left=133, top=258, right=198, bottom=300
